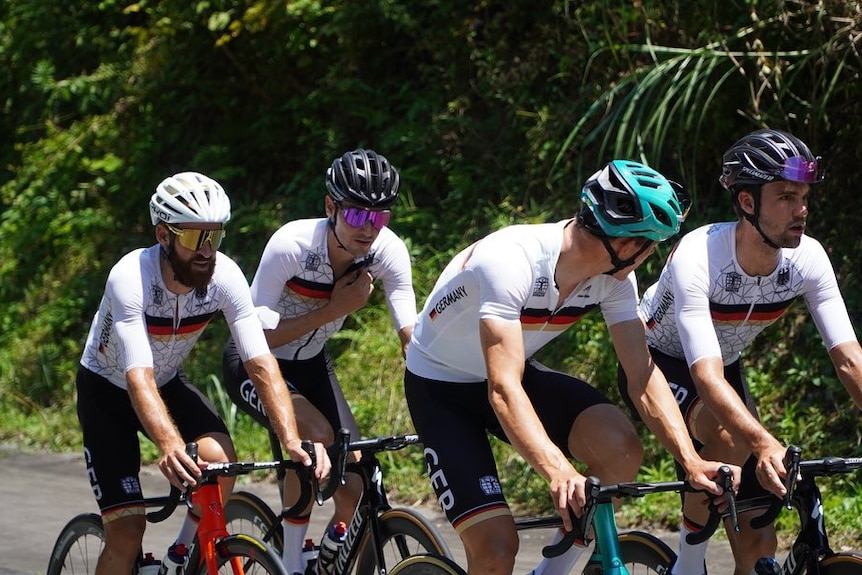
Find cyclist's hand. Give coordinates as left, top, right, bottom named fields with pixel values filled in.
left=329, top=271, right=374, bottom=317
left=684, top=460, right=741, bottom=497
left=286, top=439, right=332, bottom=481
left=755, top=444, right=788, bottom=497
left=548, top=465, right=587, bottom=532
left=159, top=445, right=203, bottom=489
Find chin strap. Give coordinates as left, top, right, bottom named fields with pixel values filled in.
left=740, top=192, right=781, bottom=250
left=328, top=213, right=350, bottom=251
left=599, top=235, right=654, bottom=275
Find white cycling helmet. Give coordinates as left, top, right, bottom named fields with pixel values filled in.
left=149, top=171, right=232, bottom=225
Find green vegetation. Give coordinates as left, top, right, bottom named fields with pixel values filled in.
left=2, top=0, right=861, bottom=549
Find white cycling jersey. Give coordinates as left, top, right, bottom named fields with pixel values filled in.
left=80, top=245, right=270, bottom=389
left=250, top=218, right=416, bottom=361
left=407, top=220, right=641, bottom=382
left=641, top=221, right=857, bottom=366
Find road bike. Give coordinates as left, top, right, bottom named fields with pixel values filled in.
left=224, top=428, right=452, bottom=575
left=384, top=466, right=735, bottom=575
left=690, top=445, right=862, bottom=574
left=46, top=442, right=319, bottom=575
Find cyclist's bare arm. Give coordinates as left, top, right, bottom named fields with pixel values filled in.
left=690, top=356, right=786, bottom=496
left=263, top=271, right=374, bottom=349
left=480, top=317, right=586, bottom=528
left=397, top=324, right=413, bottom=358
left=612, top=320, right=736, bottom=495
left=829, top=340, right=862, bottom=409
left=126, top=366, right=201, bottom=488
left=243, top=353, right=331, bottom=480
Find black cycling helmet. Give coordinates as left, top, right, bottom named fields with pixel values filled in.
left=719, top=128, right=824, bottom=248
left=719, top=128, right=825, bottom=194
left=325, top=149, right=400, bottom=209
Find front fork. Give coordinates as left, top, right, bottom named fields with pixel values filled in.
left=586, top=503, right=630, bottom=575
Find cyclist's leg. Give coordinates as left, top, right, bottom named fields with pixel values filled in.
left=76, top=365, right=148, bottom=575
left=523, top=360, right=632, bottom=575
left=405, top=369, right=518, bottom=575
left=162, top=372, right=236, bottom=547
left=279, top=350, right=362, bottom=575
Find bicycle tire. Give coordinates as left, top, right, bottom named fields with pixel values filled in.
left=224, top=491, right=283, bottom=553
left=46, top=513, right=105, bottom=575
left=581, top=530, right=675, bottom=575
left=354, top=507, right=454, bottom=575
left=387, top=553, right=466, bottom=575
left=189, top=533, right=287, bottom=575
left=819, top=552, right=862, bottom=574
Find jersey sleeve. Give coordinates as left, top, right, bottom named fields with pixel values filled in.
left=218, top=254, right=271, bottom=362
left=373, top=231, right=417, bottom=332
left=671, top=242, right=724, bottom=366
left=469, top=241, right=532, bottom=323
left=598, top=272, right=641, bottom=327
left=250, top=226, right=301, bottom=311
left=801, top=239, right=859, bottom=349
left=106, top=258, right=155, bottom=372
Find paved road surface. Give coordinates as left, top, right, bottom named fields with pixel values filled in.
left=0, top=445, right=741, bottom=574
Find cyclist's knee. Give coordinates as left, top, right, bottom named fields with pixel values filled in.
left=103, top=514, right=146, bottom=555
left=572, top=405, right=643, bottom=481
left=461, top=522, right=518, bottom=575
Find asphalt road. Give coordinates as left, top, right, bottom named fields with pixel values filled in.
left=0, top=444, right=740, bottom=575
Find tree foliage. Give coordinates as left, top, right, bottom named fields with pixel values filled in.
left=2, top=0, right=861, bottom=524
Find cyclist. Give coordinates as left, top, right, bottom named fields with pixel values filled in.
left=621, top=129, right=862, bottom=575
left=76, top=172, right=329, bottom=575
left=405, top=160, right=740, bottom=575
left=223, top=149, right=416, bottom=575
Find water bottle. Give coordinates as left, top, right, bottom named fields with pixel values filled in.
left=753, top=557, right=781, bottom=575
left=138, top=552, right=162, bottom=575
left=158, top=543, right=189, bottom=575
left=315, top=522, right=347, bottom=575
left=302, top=538, right=319, bottom=573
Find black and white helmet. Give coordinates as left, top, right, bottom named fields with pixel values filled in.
left=719, top=128, right=824, bottom=194
left=325, top=149, right=400, bottom=208
left=149, top=172, right=231, bottom=225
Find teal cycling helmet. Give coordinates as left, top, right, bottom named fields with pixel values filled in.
left=578, top=160, right=689, bottom=242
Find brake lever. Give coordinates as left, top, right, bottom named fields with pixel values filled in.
left=719, top=465, right=739, bottom=533
left=784, top=445, right=802, bottom=510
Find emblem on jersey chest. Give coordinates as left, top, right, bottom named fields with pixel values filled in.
left=533, top=276, right=550, bottom=297
left=724, top=271, right=743, bottom=293
left=305, top=252, right=322, bottom=271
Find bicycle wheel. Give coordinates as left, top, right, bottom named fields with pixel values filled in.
left=581, top=530, right=675, bottom=575
left=387, top=554, right=466, bottom=575
left=354, top=507, right=453, bottom=575
left=189, top=533, right=287, bottom=575
left=46, top=513, right=105, bottom=575
left=224, top=491, right=283, bottom=553
left=819, top=552, right=862, bottom=574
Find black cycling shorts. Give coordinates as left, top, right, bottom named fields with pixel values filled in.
left=222, top=338, right=359, bottom=440
left=405, top=358, right=612, bottom=533
left=617, top=347, right=767, bottom=501
left=76, top=365, right=228, bottom=516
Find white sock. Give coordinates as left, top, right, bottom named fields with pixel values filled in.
left=174, top=511, right=199, bottom=548
left=282, top=516, right=310, bottom=575
left=671, top=521, right=708, bottom=575
left=529, top=529, right=587, bottom=575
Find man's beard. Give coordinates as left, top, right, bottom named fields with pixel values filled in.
left=170, top=255, right=216, bottom=289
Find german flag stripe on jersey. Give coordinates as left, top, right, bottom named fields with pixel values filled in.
left=709, top=297, right=797, bottom=322
left=145, top=312, right=216, bottom=336
left=286, top=277, right=332, bottom=300
left=520, top=304, right=597, bottom=329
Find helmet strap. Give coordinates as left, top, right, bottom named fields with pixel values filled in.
left=599, top=236, right=653, bottom=275
left=739, top=190, right=781, bottom=250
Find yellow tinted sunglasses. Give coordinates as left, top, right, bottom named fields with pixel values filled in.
left=165, top=223, right=226, bottom=251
